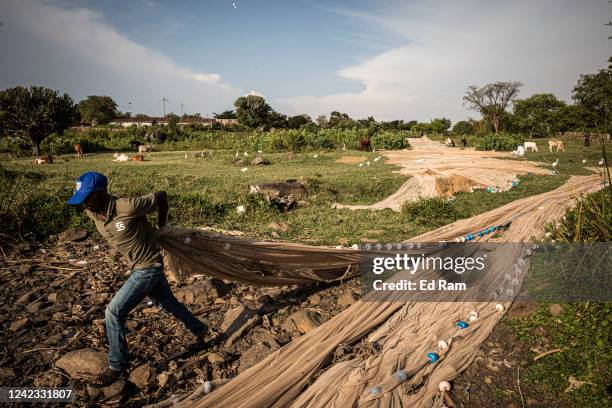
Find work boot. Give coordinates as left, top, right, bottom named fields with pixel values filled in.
left=92, top=367, right=123, bottom=387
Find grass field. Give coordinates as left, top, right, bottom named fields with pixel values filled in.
left=1, top=136, right=605, bottom=244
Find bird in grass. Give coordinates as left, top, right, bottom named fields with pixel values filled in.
left=342, top=143, right=346, bottom=151
left=184, top=154, right=188, bottom=159
left=313, top=154, right=318, bottom=158
left=599, top=158, right=605, bottom=165
left=582, top=159, right=587, bottom=164
left=240, top=167, right=248, bottom=172
left=373, top=156, right=381, bottom=162
left=551, top=159, right=559, bottom=168
left=244, top=151, right=248, bottom=157
left=236, top=205, right=245, bottom=214
left=366, top=161, right=370, bottom=167
left=258, top=150, right=262, bottom=154
left=235, top=151, right=239, bottom=158
left=358, top=163, right=363, bottom=167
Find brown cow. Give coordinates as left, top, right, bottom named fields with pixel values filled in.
left=74, top=143, right=83, bottom=157
left=131, top=154, right=145, bottom=161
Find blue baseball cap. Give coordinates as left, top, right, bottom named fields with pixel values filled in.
left=67, top=172, right=108, bottom=205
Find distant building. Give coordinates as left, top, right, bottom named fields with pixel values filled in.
left=215, top=118, right=239, bottom=126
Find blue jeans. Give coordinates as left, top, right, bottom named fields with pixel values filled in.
left=104, top=264, right=206, bottom=371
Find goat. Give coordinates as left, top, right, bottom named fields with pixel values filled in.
left=512, top=145, right=526, bottom=157
left=132, top=154, right=145, bottom=161
left=74, top=143, right=83, bottom=157
left=524, top=141, right=538, bottom=152
left=548, top=139, right=565, bottom=153
left=138, top=144, right=154, bottom=154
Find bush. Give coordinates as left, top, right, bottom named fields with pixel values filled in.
left=0, top=137, right=31, bottom=156
left=401, top=197, right=459, bottom=227
left=371, top=131, right=410, bottom=149
left=476, top=133, right=523, bottom=151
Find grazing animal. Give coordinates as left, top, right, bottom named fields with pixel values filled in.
left=445, top=137, right=455, bottom=147
left=33, top=155, right=53, bottom=164
left=113, top=153, right=130, bottom=162
left=131, top=154, right=145, bottom=162
left=74, top=143, right=83, bottom=157
left=548, top=139, right=565, bottom=153
left=138, top=144, right=154, bottom=154
left=512, top=145, right=526, bottom=157
left=524, top=141, right=538, bottom=152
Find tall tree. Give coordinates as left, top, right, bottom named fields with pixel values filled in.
left=429, top=117, right=452, bottom=133
left=452, top=120, right=474, bottom=135
left=233, top=95, right=272, bottom=129
left=287, top=114, right=311, bottom=129
left=463, top=81, right=523, bottom=133
left=513, top=93, right=566, bottom=137
left=0, top=86, right=79, bottom=155
left=77, top=95, right=118, bottom=125
left=572, top=57, right=612, bottom=133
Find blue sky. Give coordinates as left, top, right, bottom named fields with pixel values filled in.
left=0, top=0, right=610, bottom=121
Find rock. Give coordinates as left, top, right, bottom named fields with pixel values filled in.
left=239, top=342, right=278, bottom=372
left=55, top=348, right=107, bottom=379
left=338, top=292, right=356, bottom=307
left=87, top=384, right=102, bottom=400
left=308, top=294, right=321, bottom=305
left=175, top=279, right=231, bottom=305
left=221, top=305, right=261, bottom=346
left=283, top=310, right=326, bottom=334
left=251, top=156, right=271, bottom=165
left=26, top=301, right=45, bottom=313
left=19, top=264, right=32, bottom=274
left=10, top=317, right=28, bottom=332
left=58, top=228, right=88, bottom=243
left=208, top=353, right=225, bottom=364
left=129, top=364, right=156, bottom=389
left=16, top=291, right=37, bottom=305
left=103, top=380, right=126, bottom=402
left=549, top=304, right=563, bottom=316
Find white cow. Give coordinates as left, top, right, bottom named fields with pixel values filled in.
left=524, top=141, right=538, bottom=152
left=512, top=145, right=526, bottom=157
left=113, top=153, right=130, bottom=162
left=138, top=144, right=154, bottom=154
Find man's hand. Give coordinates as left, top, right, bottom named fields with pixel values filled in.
left=154, top=191, right=168, bottom=228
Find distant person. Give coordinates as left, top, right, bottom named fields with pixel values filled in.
left=67, top=172, right=207, bottom=386
left=584, top=132, right=590, bottom=147
left=461, top=137, right=467, bottom=147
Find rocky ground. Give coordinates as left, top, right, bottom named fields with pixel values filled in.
left=0, top=230, right=362, bottom=406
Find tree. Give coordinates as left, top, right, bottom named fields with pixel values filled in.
left=463, top=81, right=523, bottom=133
left=0, top=86, right=79, bottom=155
left=513, top=93, right=566, bottom=137
left=166, top=113, right=180, bottom=131
left=266, top=111, right=288, bottom=129
left=315, top=115, right=328, bottom=127
left=429, top=117, right=452, bottom=133
left=233, top=95, right=272, bottom=129
left=213, top=110, right=237, bottom=119
left=452, top=120, right=474, bottom=135
left=77, top=95, right=118, bottom=125
left=287, top=114, right=311, bottom=129
left=572, top=57, right=612, bottom=133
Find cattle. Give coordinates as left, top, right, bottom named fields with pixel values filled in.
left=548, top=139, right=565, bottom=153
left=131, top=155, right=145, bottom=161
left=113, top=153, right=130, bottom=162
left=138, top=144, right=154, bottom=154
left=524, top=141, right=538, bottom=152
left=33, top=155, right=53, bottom=164
left=74, top=143, right=83, bottom=157
left=512, top=145, right=526, bottom=157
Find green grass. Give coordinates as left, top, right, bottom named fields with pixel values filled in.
left=508, top=302, right=611, bottom=407
left=1, top=140, right=592, bottom=243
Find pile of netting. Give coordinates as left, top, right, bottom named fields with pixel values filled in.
left=154, top=173, right=603, bottom=408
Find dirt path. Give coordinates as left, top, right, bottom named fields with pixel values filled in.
left=334, top=136, right=552, bottom=211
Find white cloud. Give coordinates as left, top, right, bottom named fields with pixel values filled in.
left=246, top=90, right=264, bottom=97
left=193, top=73, right=222, bottom=83
left=282, top=0, right=611, bottom=122
left=0, top=0, right=239, bottom=115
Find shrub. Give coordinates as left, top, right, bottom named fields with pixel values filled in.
left=401, top=197, right=459, bottom=227
left=476, top=133, right=523, bottom=151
